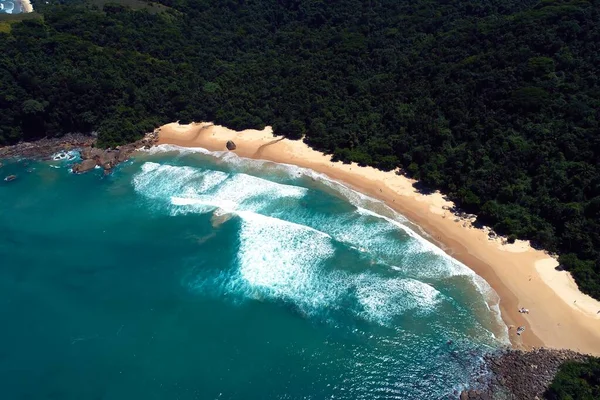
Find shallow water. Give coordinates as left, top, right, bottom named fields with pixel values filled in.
left=0, top=148, right=506, bottom=399
left=0, top=0, right=22, bottom=14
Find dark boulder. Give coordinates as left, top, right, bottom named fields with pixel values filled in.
left=226, top=140, right=237, bottom=150
left=117, top=149, right=130, bottom=163
left=72, top=159, right=97, bottom=173
left=98, top=151, right=118, bottom=166
left=81, top=147, right=103, bottom=160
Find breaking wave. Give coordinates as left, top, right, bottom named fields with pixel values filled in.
left=132, top=152, right=507, bottom=341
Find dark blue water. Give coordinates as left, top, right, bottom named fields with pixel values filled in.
left=0, top=148, right=506, bottom=399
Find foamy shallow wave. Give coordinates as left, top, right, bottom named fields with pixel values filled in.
left=51, top=150, right=80, bottom=161
left=354, top=276, right=442, bottom=323
left=133, top=162, right=228, bottom=200
left=134, top=161, right=306, bottom=215
left=170, top=196, right=238, bottom=214
left=234, top=210, right=337, bottom=308
left=144, top=145, right=407, bottom=216
left=133, top=153, right=507, bottom=340
left=142, top=144, right=213, bottom=156
left=192, top=209, right=444, bottom=324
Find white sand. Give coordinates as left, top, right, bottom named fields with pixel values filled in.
left=20, top=0, right=33, bottom=13
left=536, top=258, right=600, bottom=317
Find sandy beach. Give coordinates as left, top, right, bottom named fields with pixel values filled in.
left=19, top=0, right=33, bottom=13
left=157, top=121, right=600, bottom=355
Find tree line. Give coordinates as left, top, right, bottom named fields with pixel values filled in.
left=1, top=0, right=599, bottom=298
left=546, top=357, right=600, bottom=399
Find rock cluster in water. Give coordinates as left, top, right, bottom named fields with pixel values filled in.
left=72, top=131, right=158, bottom=174
left=0, top=131, right=159, bottom=174
left=0, top=133, right=94, bottom=160
left=460, top=348, right=588, bottom=399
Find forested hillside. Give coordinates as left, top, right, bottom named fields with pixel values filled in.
left=1, top=0, right=599, bottom=297
left=546, top=357, right=600, bottom=399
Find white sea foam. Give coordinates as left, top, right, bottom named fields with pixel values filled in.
left=182, top=208, right=444, bottom=324
left=170, top=196, right=238, bottom=211
left=136, top=150, right=506, bottom=337
left=51, top=150, right=80, bottom=161
left=134, top=162, right=306, bottom=213
left=222, top=211, right=443, bottom=323
left=234, top=211, right=336, bottom=307
left=355, top=277, right=442, bottom=323
left=145, top=145, right=402, bottom=213
left=133, top=162, right=228, bottom=200
left=141, top=144, right=213, bottom=156
left=208, top=173, right=307, bottom=206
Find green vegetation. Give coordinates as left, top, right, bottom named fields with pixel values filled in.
left=1, top=0, right=600, bottom=298
left=87, top=0, right=169, bottom=14
left=0, top=11, right=42, bottom=33
left=546, top=357, right=600, bottom=399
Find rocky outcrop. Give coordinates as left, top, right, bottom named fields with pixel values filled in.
left=226, top=140, right=236, bottom=150
left=72, top=159, right=97, bottom=173
left=0, top=131, right=159, bottom=174
left=460, top=390, right=491, bottom=400
left=0, top=133, right=94, bottom=160
left=71, top=130, right=159, bottom=174
left=460, top=348, right=588, bottom=399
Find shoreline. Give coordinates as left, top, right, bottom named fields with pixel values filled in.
left=20, top=0, right=33, bottom=13
left=156, top=121, right=600, bottom=355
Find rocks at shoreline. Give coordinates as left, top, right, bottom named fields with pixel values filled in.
left=226, top=140, right=237, bottom=150
left=0, top=131, right=159, bottom=174
left=71, top=131, right=159, bottom=174
left=72, top=159, right=97, bottom=173
left=460, top=348, right=588, bottom=399
left=0, top=133, right=94, bottom=160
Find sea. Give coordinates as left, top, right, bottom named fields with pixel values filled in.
left=0, top=0, right=23, bottom=14
left=0, top=146, right=508, bottom=399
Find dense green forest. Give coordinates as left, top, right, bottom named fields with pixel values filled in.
left=1, top=0, right=599, bottom=297
left=546, top=357, right=600, bottom=399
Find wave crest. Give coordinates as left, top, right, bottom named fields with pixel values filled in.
left=133, top=157, right=505, bottom=337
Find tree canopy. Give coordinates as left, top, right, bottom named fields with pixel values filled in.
left=546, top=357, right=600, bottom=400
left=1, top=0, right=600, bottom=298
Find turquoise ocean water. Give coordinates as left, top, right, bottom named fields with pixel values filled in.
left=0, top=146, right=507, bottom=399
left=0, top=0, right=23, bottom=14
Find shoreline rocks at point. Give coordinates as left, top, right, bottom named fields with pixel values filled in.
left=0, top=133, right=95, bottom=160
left=459, top=348, right=588, bottom=399
left=71, top=159, right=97, bottom=173
left=72, top=131, right=159, bottom=174
left=0, top=131, right=160, bottom=175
